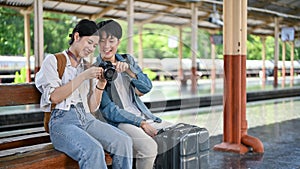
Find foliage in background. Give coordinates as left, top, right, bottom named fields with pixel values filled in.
left=1, top=7, right=299, bottom=61
left=0, top=7, right=75, bottom=56
left=0, top=7, right=25, bottom=55
left=43, top=13, right=75, bottom=54
left=142, top=68, right=157, bottom=81
left=13, top=67, right=26, bottom=83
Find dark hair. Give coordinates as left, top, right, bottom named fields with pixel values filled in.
left=69, top=19, right=99, bottom=45
left=97, top=20, right=122, bottom=39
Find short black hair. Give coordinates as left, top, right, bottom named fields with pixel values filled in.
left=69, top=19, right=99, bottom=45
left=97, top=20, right=122, bottom=39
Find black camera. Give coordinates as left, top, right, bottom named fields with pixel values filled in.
left=99, top=61, right=117, bottom=81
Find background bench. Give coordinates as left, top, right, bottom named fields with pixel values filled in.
left=0, top=83, right=112, bottom=168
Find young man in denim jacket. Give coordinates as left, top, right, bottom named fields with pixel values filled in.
left=95, top=20, right=172, bottom=169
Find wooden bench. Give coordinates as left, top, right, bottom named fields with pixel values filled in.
left=0, top=83, right=112, bottom=168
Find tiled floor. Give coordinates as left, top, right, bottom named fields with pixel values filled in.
left=208, top=118, right=300, bottom=169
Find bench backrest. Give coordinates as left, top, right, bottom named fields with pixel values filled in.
left=0, top=82, right=112, bottom=167
left=0, top=83, right=40, bottom=106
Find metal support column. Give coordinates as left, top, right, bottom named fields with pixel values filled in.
left=273, top=17, right=279, bottom=88
left=21, top=10, right=31, bottom=82
left=138, top=25, right=143, bottom=68
left=190, top=2, right=198, bottom=94
left=282, top=42, right=286, bottom=87
left=290, top=41, right=295, bottom=87
left=261, top=36, right=266, bottom=88
left=213, top=0, right=264, bottom=154
left=34, top=0, right=44, bottom=74
left=127, top=0, right=134, bottom=55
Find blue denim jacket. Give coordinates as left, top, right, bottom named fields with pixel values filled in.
left=96, top=54, right=162, bottom=127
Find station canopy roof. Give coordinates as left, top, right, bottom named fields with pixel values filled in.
left=1, top=0, right=300, bottom=39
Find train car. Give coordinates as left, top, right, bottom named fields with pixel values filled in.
left=277, top=60, right=300, bottom=76
left=143, top=58, right=300, bottom=80
left=0, top=56, right=34, bottom=75
left=160, top=58, right=202, bottom=80
left=1, top=56, right=300, bottom=83
left=142, top=58, right=163, bottom=71
left=246, top=60, right=274, bottom=77
left=0, top=56, right=34, bottom=83
left=197, top=58, right=224, bottom=78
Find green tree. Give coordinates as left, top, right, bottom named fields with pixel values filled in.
left=247, top=35, right=262, bottom=60
left=0, top=7, right=25, bottom=55
left=0, top=7, right=77, bottom=56
left=43, top=13, right=74, bottom=54
left=43, top=12, right=76, bottom=53
left=1, top=7, right=299, bottom=62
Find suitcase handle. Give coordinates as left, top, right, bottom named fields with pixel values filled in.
left=157, top=123, right=195, bottom=134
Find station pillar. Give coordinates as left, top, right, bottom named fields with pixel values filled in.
left=34, top=0, right=44, bottom=73
left=213, top=0, right=264, bottom=154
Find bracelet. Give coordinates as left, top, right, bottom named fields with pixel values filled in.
left=96, top=85, right=104, bottom=90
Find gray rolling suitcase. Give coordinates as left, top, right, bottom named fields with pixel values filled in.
left=154, top=123, right=209, bottom=169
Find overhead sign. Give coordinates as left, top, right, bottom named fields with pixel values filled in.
left=210, top=34, right=223, bottom=45
left=281, top=27, right=295, bottom=42
left=295, top=39, right=300, bottom=48
left=168, top=36, right=178, bottom=48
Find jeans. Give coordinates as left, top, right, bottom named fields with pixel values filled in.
left=49, top=103, right=133, bottom=169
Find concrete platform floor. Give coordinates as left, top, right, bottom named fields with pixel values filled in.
left=158, top=97, right=300, bottom=169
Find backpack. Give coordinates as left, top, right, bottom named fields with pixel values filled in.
left=43, top=53, right=66, bottom=133
left=43, top=53, right=90, bottom=133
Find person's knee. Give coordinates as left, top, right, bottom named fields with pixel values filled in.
left=86, top=142, right=105, bottom=157
left=140, top=138, right=158, bottom=157
left=90, top=146, right=105, bottom=158
left=80, top=146, right=106, bottom=168
left=122, top=135, right=133, bottom=149
left=114, top=134, right=133, bottom=152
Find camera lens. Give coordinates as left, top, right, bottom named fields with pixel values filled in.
left=105, top=69, right=114, bottom=79
left=99, top=61, right=117, bottom=81
left=104, top=68, right=117, bottom=81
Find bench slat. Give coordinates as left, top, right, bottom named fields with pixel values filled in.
left=0, top=83, right=40, bottom=106
left=0, top=142, right=112, bottom=168
left=0, top=133, right=50, bottom=151
left=0, top=143, right=52, bottom=158
left=0, top=127, right=45, bottom=139
left=0, top=143, right=79, bottom=169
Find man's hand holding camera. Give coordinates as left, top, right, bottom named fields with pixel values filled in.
left=114, top=61, right=137, bottom=79
left=114, top=61, right=129, bottom=72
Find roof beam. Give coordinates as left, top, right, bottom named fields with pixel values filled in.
left=139, top=6, right=175, bottom=25
left=91, top=0, right=125, bottom=20
left=0, top=0, right=299, bottom=38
